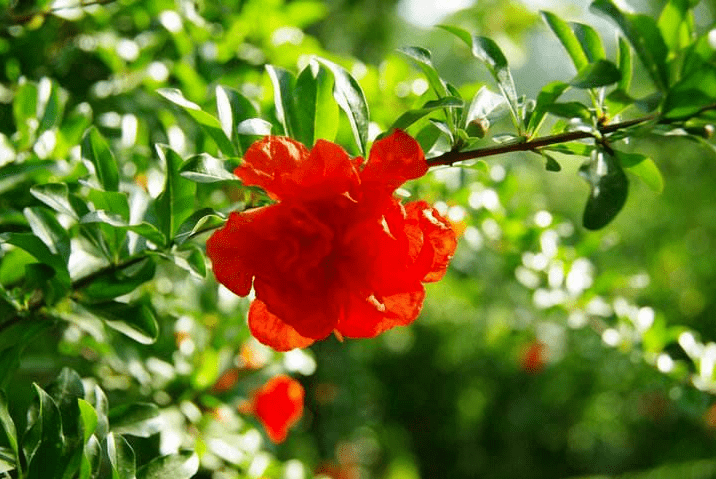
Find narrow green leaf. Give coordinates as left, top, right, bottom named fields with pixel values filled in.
left=0, top=392, right=18, bottom=463
left=158, top=88, right=236, bottom=157
left=215, top=86, right=259, bottom=154
left=23, top=206, right=71, bottom=264
left=80, top=435, right=101, bottom=479
left=437, top=24, right=472, bottom=47
left=616, top=151, right=664, bottom=193
left=106, top=433, right=136, bottom=479
left=82, top=127, right=119, bottom=192
left=137, top=451, right=199, bottom=479
left=617, top=36, right=633, bottom=91
left=317, top=58, right=370, bottom=155
left=1, top=232, right=70, bottom=285
left=663, top=67, right=716, bottom=119
left=78, top=258, right=156, bottom=302
left=80, top=211, right=166, bottom=247
left=236, top=118, right=273, bottom=136
left=544, top=102, right=592, bottom=120
left=541, top=11, right=589, bottom=70
left=658, top=0, right=692, bottom=51
left=84, top=301, right=159, bottom=345
left=37, top=77, right=66, bottom=133
left=77, top=399, right=98, bottom=443
left=389, top=96, right=463, bottom=131
left=465, top=86, right=507, bottom=125
left=109, top=403, right=160, bottom=438
left=314, top=65, right=340, bottom=142
left=528, top=81, right=570, bottom=134
left=26, top=385, right=65, bottom=479
left=294, top=65, right=319, bottom=146
left=469, top=36, right=521, bottom=129
left=266, top=65, right=299, bottom=139
left=580, top=146, right=629, bottom=229
left=0, top=160, right=54, bottom=195
left=86, top=384, right=108, bottom=441
left=179, top=153, right=237, bottom=183
left=30, top=183, right=79, bottom=219
left=571, top=22, right=606, bottom=62
left=0, top=447, right=15, bottom=474
left=542, top=153, right=562, bottom=172
left=174, top=208, right=226, bottom=246
left=570, top=59, right=621, bottom=88
left=155, top=145, right=196, bottom=240
left=397, top=46, right=448, bottom=97
left=590, top=0, right=670, bottom=90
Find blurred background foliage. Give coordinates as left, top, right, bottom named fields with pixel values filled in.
left=0, top=0, right=715, bottom=478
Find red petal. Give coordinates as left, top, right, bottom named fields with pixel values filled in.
left=290, top=139, right=361, bottom=201
left=336, top=287, right=425, bottom=338
left=234, top=136, right=309, bottom=200
left=405, top=201, right=457, bottom=282
left=252, top=374, right=305, bottom=443
left=248, top=300, right=315, bottom=352
left=360, top=130, right=428, bottom=192
left=206, top=210, right=262, bottom=297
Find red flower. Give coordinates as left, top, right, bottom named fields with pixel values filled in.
left=207, top=130, right=457, bottom=351
left=251, top=375, right=304, bottom=443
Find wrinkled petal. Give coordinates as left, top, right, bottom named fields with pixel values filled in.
left=248, top=300, right=315, bottom=352
left=290, top=139, right=361, bottom=201
left=234, top=136, right=309, bottom=200
left=252, top=374, right=304, bottom=443
left=336, top=287, right=426, bottom=338
left=360, top=129, right=428, bottom=192
left=254, top=277, right=340, bottom=340
left=405, top=201, right=458, bottom=282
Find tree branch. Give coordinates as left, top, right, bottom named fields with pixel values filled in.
left=426, top=103, right=716, bottom=167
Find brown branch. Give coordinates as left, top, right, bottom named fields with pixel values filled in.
left=427, top=115, right=658, bottom=167
left=426, top=101, right=716, bottom=167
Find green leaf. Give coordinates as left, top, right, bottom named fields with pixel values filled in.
left=317, top=58, right=371, bottom=155
left=570, top=59, right=621, bottom=88
left=77, top=399, right=98, bottom=443
left=544, top=102, right=592, bottom=121
left=1, top=232, right=70, bottom=286
left=155, top=145, right=196, bottom=241
left=389, top=96, right=463, bottom=131
left=23, top=206, right=71, bottom=264
left=0, top=160, right=55, bottom=195
left=266, top=65, right=299, bottom=139
left=215, top=86, right=259, bottom=154
left=78, top=258, right=156, bottom=302
left=30, top=183, right=79, bottom=219
left=0, top=447, right=15, bottom=474
left=236, top=118, right=273, bottom=136
left=467, top=36, right=521, bottom=129
left=294, top=64, right=319, bottom=146
left=37, top=77, right=66, bottom=133
left=528, top=81, right=570, bottom=134
left=174, top=208, right=226, bottom=246
left=184, top=245, right=206, bottom=278
left=571, top=22, right=606, bottom=62
left=617, top=36, right=633, bottom=91
left=137, top=451, right=199, bottom=479
left=106, top=433, right=136, bottom=479
left=663, top=67, right=716, bottom=119
left=579, top=146, right=629, bottom=230
left=108, top=403, right=160, bottom=438
left=542, top=153, right=562, bottom=172
left=80, top=435, right=101, bottom=479
left=397, top=46, right=448, bottom=98
left=82, top=127, right=119, bottom=192
left=26, top=385, right=65, bottom=479
left=158, top=88, right=237, bottom=157
left=590, top=0, right=670, bottom=90
left=0, top=391, right=18, bottom=465
left=84, top=301, right=159, bottom=345
left=540, top=11, right=589, bottom=70
left=80, top=211, right=166, bottom=247
left=313, top=65, right=340, bottom=143
left=179, top=153, right=237, bottom=183
left=465, top=86, right=507, bottom=125
left=85, top=384, right=109, bottom=441
left=615, top=151, right=664, bottom=193
left=658, top=0, right=692, bottom=51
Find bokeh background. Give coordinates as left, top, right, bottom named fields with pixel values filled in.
left=1, top=0, right=716, bottom=478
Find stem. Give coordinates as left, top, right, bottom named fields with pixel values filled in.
left=427, top=114, right=657, bottom=167
left=427, top=102, right=716, bottom=167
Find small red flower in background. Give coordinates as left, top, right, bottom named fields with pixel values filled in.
left=207, top=129, right=458, bottom=351
left=249, top=374, right=304, bottom=443
left=520, top=341, right=547, bottom=374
